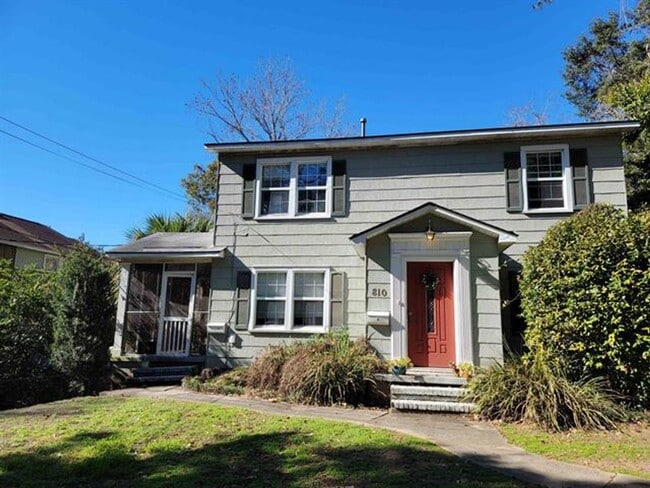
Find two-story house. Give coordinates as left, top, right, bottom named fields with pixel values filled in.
left=108, top=121, right=638, bottom=373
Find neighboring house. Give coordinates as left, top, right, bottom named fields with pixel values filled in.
left=0, top=213, right=76, bottom=271
left=108, top=121, right=638, bottom=370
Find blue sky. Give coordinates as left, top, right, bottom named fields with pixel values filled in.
left=1, top=0, right=618, bottom=246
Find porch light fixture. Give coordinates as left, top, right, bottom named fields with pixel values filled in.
left=425, top=219, right=435, bottom=242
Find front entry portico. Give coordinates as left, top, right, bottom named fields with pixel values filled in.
left=390, top=232, right=473, bottom=365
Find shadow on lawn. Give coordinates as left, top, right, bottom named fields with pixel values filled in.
left=0, top=428, right=536, bottom=488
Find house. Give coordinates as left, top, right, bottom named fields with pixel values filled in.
left=108, top=121, right=638, bottom=372
left=0, top=213, right=76, bottom=270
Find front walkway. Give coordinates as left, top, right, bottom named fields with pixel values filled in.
left=105, top=386, right=649, bottom=488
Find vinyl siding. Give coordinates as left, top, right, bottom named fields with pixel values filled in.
left=206, top=134, right=626, bottom=366
left=14, top=247, right=45, bottom=269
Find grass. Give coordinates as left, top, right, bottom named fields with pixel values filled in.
left=0, top=396, right=527, bottom=487
left=499, top=421, right=650, bottom=480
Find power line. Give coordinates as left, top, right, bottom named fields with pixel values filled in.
left=0, top=128, right=186, bottom=202
left=0, top=115, right=186, bottom=200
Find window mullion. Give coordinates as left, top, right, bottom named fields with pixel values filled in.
left=289, top=162, right=297, bottom=216
left=285, top=270, right=294, bottom=331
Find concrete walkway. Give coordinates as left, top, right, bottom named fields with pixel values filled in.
left=106, top=386, right=650, bottom=488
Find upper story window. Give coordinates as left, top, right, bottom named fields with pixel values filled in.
left=521, top=144, right=573, bottom=213
left=251, top=268, right=330, bottom=333
left=256, top=157, right=332, bottom=219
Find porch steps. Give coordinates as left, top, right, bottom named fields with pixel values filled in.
left=376, top=368, right=475, bottom=413
left=389, top=385, right=474, bottom=413
left=112, top=360, right=201, bottom=387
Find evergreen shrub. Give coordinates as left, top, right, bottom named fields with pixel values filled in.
left=520, top=204, right=650, bottom=408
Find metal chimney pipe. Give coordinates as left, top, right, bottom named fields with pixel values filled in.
left=360, top=117, right=367, bottom=137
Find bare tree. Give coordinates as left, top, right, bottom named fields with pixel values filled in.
left=506, top=100, right=550, bottom=127
left=189, top=57, right=351, bottom=142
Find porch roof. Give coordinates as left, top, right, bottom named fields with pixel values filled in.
left=106, top=232, right=225, bottom=262
left=349, top=202, right=518, bottom=253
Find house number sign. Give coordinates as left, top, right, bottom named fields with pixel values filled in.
left=370, top=287, right=389, bottom=298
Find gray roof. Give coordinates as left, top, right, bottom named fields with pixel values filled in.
left=205, top=120, right=640, bottom=155
left=107, top=233, right=225, bottom=261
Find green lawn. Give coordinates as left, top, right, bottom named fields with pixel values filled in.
left=0, top=397, right=526, bottom=487
left=499, top=422, right=650, bottom=480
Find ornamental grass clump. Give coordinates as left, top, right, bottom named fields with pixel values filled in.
left=466, top=350, right=627, bottom=432
left=244, top=332, right=385, bottom=406
left=183, top=367, right=248, bottom=395
left=245, top=343, right=297, bottom=392
left=278, top=332, right=384, bottom=405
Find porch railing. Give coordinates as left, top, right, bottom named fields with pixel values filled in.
left=159, top=318, right=191, bottom=355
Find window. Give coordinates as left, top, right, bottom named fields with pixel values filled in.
left=251, top=269, right=330, bottom=332
left=43, top=254, right=61, bottom=272
left=521, top=144, right=573, bottom=212
left=256, top=157, right=332, bottom=218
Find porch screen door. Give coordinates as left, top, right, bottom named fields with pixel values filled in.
left=157, top=272, right=195, bottom=356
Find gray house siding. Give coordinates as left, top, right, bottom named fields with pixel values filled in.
left=207, top=133, right=625, bottom=367
left=14, top=247, right=47, bottom=269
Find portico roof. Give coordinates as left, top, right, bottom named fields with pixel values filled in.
left=349, top=202, right=518, bottom=253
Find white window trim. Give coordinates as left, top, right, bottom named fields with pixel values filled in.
left=521, top=144, right=574, bottom=214
left=255, top=156, right=333, bottom=220
left=249, top=268, right=331, bottom=333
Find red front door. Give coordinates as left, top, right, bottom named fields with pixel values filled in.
left=407, top=261, right=455, bottom=368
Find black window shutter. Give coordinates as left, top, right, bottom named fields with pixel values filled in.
left=330, top=271, right=345, bottom=330
left=234, top=270, right=252, bottom=331
left=332, top=160, right=347, bottom=217
left=504, top=152, right=523, bottom=213
left=570, top=148, right=591, bottom=209
left=241, top=164, right=256, bottom=219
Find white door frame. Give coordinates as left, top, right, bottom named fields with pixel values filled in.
left=389, top=232, right=473, bottom=365
left=157, top=270, right=196, bottom=356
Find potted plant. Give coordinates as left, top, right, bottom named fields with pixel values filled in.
left=449, top=361, right=474, bottom=379
left=387, top=357, right=413, bottom=375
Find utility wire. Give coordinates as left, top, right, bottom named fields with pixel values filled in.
left=0, top=115, right=186, bottom=200
left=0, top=128, right=186, bottom=202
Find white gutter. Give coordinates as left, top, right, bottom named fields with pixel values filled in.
left=106, top=249, right=225, bottom=262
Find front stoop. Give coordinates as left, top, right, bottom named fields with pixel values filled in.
left=376, top=369, right=475, bottom=413
left=112, top=357, right=203, bottom=387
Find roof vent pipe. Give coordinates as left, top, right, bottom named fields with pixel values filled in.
left=360, top=117, right=367, bottom=137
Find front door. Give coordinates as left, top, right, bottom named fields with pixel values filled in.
left=157, top=272, right=195, bottom=356
left=407, top=261, right=455, bottom=367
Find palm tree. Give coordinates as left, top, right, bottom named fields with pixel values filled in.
left=126, top=213, right=212, bottom=241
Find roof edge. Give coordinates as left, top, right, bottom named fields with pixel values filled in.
left=205, top=121, right=640, bottom=155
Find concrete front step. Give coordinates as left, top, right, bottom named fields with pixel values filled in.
left=132, top=366, right=197, bottom=377
left=391, top=384, right=467, bottom=402
left=112, top=360, right=201, bottom=387
left=391, top=399, right=475, bottom=413
left=389, top=383, right=475, bottom=413
left=375, top=373, right=467, bottom=387
left=130, top=374, right=188, bottom=384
